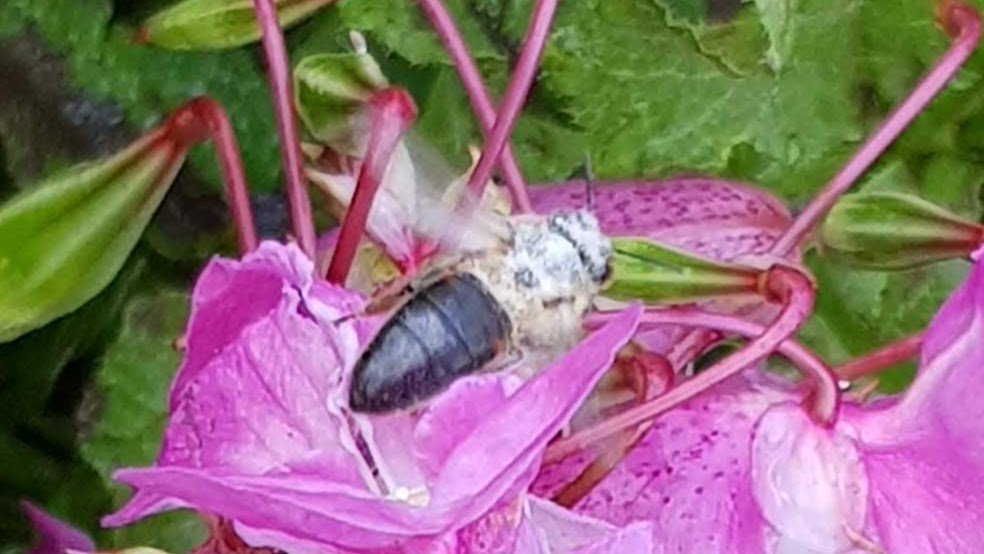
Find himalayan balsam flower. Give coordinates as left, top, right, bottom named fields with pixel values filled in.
left=535, top=248, right=984, bottom=553
left=102, top=240, right=647, bottom=553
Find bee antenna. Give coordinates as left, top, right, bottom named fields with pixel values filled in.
left=582, top=152, right=595, bottom=212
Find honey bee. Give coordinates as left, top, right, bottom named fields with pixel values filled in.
left=348, top=208, right=613, bottom=413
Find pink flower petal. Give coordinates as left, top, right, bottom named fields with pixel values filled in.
left=106, top=242, right=370, bottom=528
left=21, top=501, right=94, bottom=554
left=751, top=405, right=868, bottom=553
left=534, top=373, right=799, bottom=553
left=521, top=497, right=655, bottom=553
left=529, top=178, right=792, bottom=261
left=413, top=374, right=523, bottom=483
left=863, top=438, right=984, bottom=552
left=105, top=239, right=642, bottom=554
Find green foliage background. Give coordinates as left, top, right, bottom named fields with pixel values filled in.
left=2, top=0, right=984, bottom=551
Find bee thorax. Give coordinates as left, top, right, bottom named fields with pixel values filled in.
left=461, top=210, right=611, bottom=350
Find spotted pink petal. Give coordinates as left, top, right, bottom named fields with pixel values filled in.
left=532, top=373, right=800, bottom=553
left=533, top=178, right=797, bottom=354
left=529, top=178, right=793, bottom=261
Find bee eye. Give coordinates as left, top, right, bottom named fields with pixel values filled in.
left=596, top=263, right=613, bottom=284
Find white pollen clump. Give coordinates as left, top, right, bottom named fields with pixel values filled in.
left=387, top=485, right=431, bottom=507
left=507, top=219, right=588, bottom=298
left=548, top=210, right=612, bottom=283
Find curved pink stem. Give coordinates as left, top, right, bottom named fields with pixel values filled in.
left=836, top=333, right=923, bottom=380
left=770, top=1, right=982, bottom=256
left=415, top=0, right=532, bottom=213
left=326, top=89, right=418, bottom=284
left=546, top=267, right=829, bottom=462
left=252, top=0, right=316, bottom=258
left=167, top=98, right=258, bottom=254
left=459, top=0, right=557, bottom=212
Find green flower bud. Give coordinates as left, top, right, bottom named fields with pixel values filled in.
left=606, top=238, right=761, bottom=304
left=294, top=32, right=389, bottom=155
left=139, top=0, right=332, bottom=50
left=820, top=191, right=983, bottom=270
left=0, top=124, right=189, bottom=343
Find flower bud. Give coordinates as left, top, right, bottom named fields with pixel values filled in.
left=138, top=0, right=333, bottom=50
left=605, top=238, right=761, bottom=304
left=820, top=191, right=983, bottom=270
left=0, top=121, right=191, bottom=343
left=294, top=32, right=390, bottom=155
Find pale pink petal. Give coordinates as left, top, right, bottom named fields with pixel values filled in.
left=857, top=249, right=982, bottom=455
left=751, top=405, right=868, bottom=553
left=307, top=143, right=420, bottom=266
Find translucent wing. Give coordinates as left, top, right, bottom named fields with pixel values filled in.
left=308, top=130, right=515, bottom=267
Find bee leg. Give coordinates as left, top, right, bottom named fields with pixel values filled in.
left=361, top=273, right=422, bottom=317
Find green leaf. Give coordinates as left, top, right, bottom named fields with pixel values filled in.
left=0, top=255, right=145, bottom=416
left=536, top=0, right=860, bottom=201
left=334, top=0, right=505, bottom=66
left=80, top=290, right=205, bottom=552
left=141, top=0, right=333, bottom=50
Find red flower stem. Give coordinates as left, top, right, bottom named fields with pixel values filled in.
left=167, top=98, right=258, bottom=254
left=458, top=0, right=557, bottom=213
left=547, top=267, right=829, bottom=462
left=770, top=0, right=981, bottom=256
left=415, top=0, right=532, bottom=213
left=836, top=333, right=923, bottom=380
left=325, top=89, right=418, bottom=284
left=666, top=328, right=721, bottom=370
left=252, top=0, right=316, bottom=258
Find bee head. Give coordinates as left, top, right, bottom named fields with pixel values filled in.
left=547, top=209, right=613, bottom=285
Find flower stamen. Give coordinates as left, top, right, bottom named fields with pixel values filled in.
left=416, top=0, right=532, bottom=212
left=458, top=0, right=559, bottom=215
left=326, top=89, right=418, bottom=284
left=252, top=0, right=317, bottom=257
left=547, top=267, right=834, bottom=461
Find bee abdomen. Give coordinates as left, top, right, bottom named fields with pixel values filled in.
left=349, top=273, right=512, bottom=413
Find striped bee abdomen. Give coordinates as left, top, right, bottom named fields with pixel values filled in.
left=349, top=273, right=512, bottom=413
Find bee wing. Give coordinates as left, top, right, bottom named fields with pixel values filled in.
left=401, top=133, right=515, bottom=254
